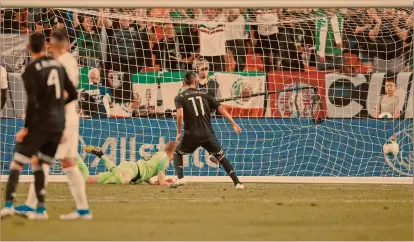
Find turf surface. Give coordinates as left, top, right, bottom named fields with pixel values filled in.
left=0, top=183, right=412, bottom=241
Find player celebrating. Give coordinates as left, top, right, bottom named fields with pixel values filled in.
left=13, top=29, right=91, bottom=220
left=77, top=141, right=177, bottom=185
left=170, top=71, right=244, bottom=189
left=0, top=32, right=77, bottom=219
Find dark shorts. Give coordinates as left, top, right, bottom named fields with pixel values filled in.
left=14, top=129, right=62, bottom=165
left=176, top=135, right=223, bottom=157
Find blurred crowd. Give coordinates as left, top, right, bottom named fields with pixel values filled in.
left=1, top=7, right=413, bottom=117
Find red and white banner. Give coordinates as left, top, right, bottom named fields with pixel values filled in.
left=267, top=71, right=327, bottom=118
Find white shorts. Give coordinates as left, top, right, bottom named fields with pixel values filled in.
left=55, top=123, right=79, bottom=160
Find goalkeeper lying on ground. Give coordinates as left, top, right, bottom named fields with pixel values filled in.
left=78, top=141, right=176, bottom=185
left=13, top=142, right=176, bottom=217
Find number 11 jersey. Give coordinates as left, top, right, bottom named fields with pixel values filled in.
left=174, top=88, right=221, bottom=141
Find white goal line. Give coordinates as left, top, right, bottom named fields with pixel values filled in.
left=0, top=175, right=412, bottom=184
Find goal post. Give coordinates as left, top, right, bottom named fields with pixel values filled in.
left=0, top=4, right=413, bottom=184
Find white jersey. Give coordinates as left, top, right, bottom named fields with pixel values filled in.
left=58, top=52, right=79, bottom=125
left=0, top=65, right=8, bottom=89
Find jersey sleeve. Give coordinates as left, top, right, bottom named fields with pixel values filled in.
left=21, top=65, right=38, bottom=128
left=206, top=94, right=221, bottom=110
left=174, top=95, right=183, bottom=109
left=63, top=69, right=78, bottom=104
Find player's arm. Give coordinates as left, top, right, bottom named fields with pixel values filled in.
left=0, top=66, right=7, bottom=110
left=0, top=88, right=6, bottom=110
left=174, top=95, right=184, bottom=141
left=207, top=95, right=242, bottom=133
left=63, top=69, right=78, bottom=104
left=21, top=66, right=38, bottom=130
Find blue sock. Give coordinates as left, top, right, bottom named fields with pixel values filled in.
left=77, top=209, right=90, bottom=215
left=5, top=201, right=13, bottom=208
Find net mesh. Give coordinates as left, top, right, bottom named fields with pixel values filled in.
left=0, top=7, right=413, bottom=177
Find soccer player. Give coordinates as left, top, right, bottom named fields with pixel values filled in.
left=170, top=71, right=244, bottom=189
left=13, top=29, right=92, bottom=220
left=77, top=141, right=176, bottom=185
left=0, top=32, right=77, bottom=219
left=376, top=74, right=400, bottom=119
left=0, top=65, right=7, bottom=110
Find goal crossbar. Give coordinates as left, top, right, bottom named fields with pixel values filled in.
left=1, top=0, right=412, bottom=8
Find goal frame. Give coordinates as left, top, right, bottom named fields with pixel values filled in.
left=0, top=0, right=413, bottom=185
left=1, top=0, right=412, bottom=8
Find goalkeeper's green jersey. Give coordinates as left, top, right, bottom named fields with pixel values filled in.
left=131, top=152, right=170, bottom=184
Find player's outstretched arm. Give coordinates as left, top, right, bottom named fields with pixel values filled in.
left=217, top=106, right=242, bottom=134
left=156, top=171, right=169, bottom=186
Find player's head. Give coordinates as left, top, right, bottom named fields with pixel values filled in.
left=50, top=28, right=69, bottom=56
left=183, top=71, right=197, bottom=87
left=193, top=58, right=209, bottom=79
left=27, top=32, right=46, bottom=56
left=385, top=72, right=397, bottom=95
left=164, top=141, right=177, bottom=160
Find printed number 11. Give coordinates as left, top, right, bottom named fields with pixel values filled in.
left=188, top=96, right=205, bottom=116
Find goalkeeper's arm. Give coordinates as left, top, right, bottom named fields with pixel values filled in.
left=145, top=171, right=169, bottom=186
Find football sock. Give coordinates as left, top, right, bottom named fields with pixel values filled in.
left=219, top=157, right=240, bottom=185
left=5, top=169, right=20, bottom=202
left=75, top=156, right=90, bottom=181
left=101, top=155, right=116, bottom=171
left=25, top=164, right=50, bottom=208
left=33, top=170, right=45, bottom=207
left=63, top=166, right=89, bottom=210
left=173, top=153, right=184, bottom=179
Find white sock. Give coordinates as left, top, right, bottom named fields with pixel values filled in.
left=63, top=166, right=89, bottom=210
left=25, top=164, right=50, bottom=209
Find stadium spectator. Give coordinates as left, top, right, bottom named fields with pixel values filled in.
left=195, top=8, right=227, bottom=72
left=368, top=8, right=405, bottom=73
left=255, top=9, right=280, bottom=72
left=393, top=10, right=413, bottom=71
left=79, top=68, right=112, bottom=118
left=277, top=9, right=305, bottom=71
left=315, top=8, right=344, bottom=72
left=224, top=9, right=249, bottom=72
left=0, top=8, right=28, bottom=34
left=105, top=15, right=151, bottom=103
left=0, top=65, right=8, bottom=111
left=74, top=10, right=111, bottom=68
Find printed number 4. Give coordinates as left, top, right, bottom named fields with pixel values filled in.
left=47, top=69, right=61, bottom=99
left=188, top=96, right=205, bottom=116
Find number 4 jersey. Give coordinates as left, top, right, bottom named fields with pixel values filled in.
left=21, top=56, right=77, bottom=132
left=174, top=87, right=221, bottom=141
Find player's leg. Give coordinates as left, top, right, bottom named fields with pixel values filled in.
left=170, top=136, right=199, bottom=188
left=14, top=163, right=50, bottom=216
left=202, top=138, right=244, bottom=189
left=75, top=155, right=90, bottom=181
left=84, top=145, right=115, bottom=171
left=58, top=125, right=91, bottom=220
left=1, top=131, right=42, bottom=218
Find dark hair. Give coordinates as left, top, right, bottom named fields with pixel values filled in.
left=183, top=71, right=196, bottom=86
left=51, top=28, right=68, bottom=42
left=385, top=72, right=397, bottom=84
left=29, top=32, right=46, bottom=53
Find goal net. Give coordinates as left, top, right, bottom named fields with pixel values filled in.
left=0, top=6, right=413, bottom=183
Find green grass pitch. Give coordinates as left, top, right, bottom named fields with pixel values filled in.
left=1, top=183, right=412, bottom=241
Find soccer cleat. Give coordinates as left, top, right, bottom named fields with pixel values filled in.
left=235, top=183, right=245, bottom=190
left=60, top=210, right=93, bottom=220
left=14, top=204, right=35, bottom=217
left=169, top=178, right=186, bottom=188
left=84, top=146, right=104, bottom=158
left=0, top=201, right=14, bottom=218
left=28, top=206, right=48, bottom=220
